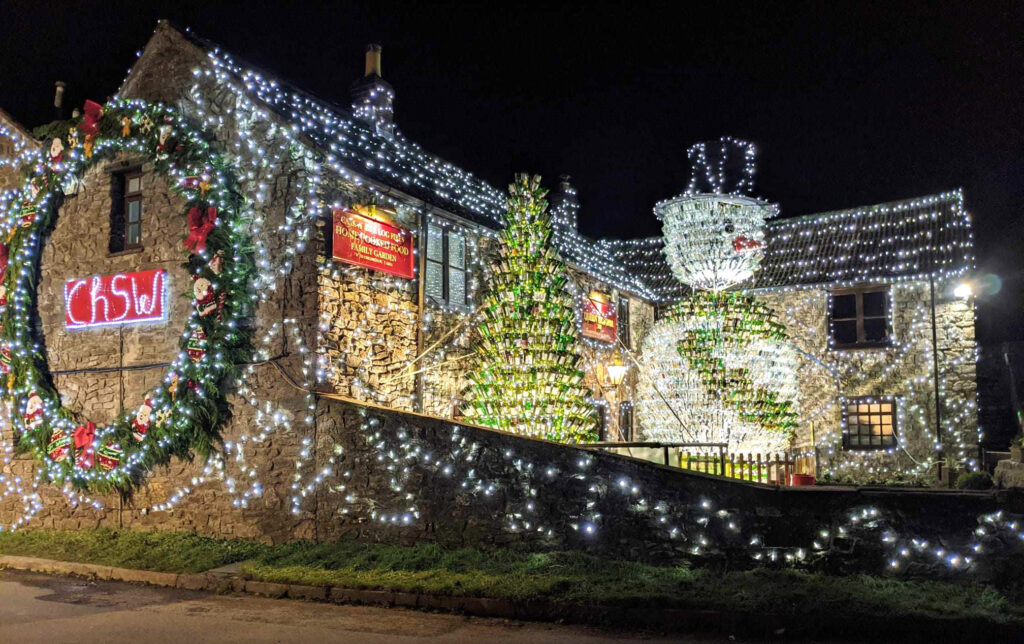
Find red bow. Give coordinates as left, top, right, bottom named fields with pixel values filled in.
left=732, top=235, right=763, bottom=252
left=184, top=206, right=218, bottom=254
left=79, top=100, right=104, bottom=136
left=73, top=422, right=97, bottom=469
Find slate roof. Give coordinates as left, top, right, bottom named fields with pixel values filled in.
left=165, top=25, right=974, bottom=303
left=578, top=190, right=972, bottom=301
left=174, top=26, right=506, bottom=228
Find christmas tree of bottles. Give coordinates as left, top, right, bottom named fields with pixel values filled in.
left=462, top=174, right=598, bottom=443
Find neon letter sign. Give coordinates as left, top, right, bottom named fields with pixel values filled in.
left=64, top=269, right=167, bottom=329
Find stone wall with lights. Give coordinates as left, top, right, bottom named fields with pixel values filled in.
left=0, top=113, right=39, bottom=193
left=309, top=396, right=1019, bottom=575
left=760, top=282, right=977, bottom=483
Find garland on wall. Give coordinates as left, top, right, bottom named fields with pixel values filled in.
left=0, top=99, right=255, bottom=492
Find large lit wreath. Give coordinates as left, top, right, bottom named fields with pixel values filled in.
left=0, top=99, right=254, bottom=492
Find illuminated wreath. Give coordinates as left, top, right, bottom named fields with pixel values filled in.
left=0, top=99, right=254, bottom=492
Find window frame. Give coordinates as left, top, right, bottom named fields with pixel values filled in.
left=842, top=396, right=898, bottom=451
left=123, top=171, right=144, bottom=250
left=828, top=285, right=891, bottom=349
left=424, top=218, right=471, bottom=311
left=617, top=296, right=631, bottom=349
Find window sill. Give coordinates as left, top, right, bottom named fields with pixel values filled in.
left=829, top=343, right=893, bottom=352
left=108, top=247, right=144, bottom=258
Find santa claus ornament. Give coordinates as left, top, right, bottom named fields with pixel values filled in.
left=49, top=137, right=64, bottom=168
left=23, top=393, right=44, bottom=431
left=193, top=276, right=221, bottom=317
left=132, top=399, right=153, bottom=441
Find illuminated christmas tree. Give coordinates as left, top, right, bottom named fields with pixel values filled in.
left=463, top=174, right=598, bottom=443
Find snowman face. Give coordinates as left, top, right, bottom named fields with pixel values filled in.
left=50, top=138, right=64, bottom=159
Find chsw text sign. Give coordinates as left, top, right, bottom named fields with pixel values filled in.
left=332, top=208, right=415, bottom=279
left=64, top=269, right=168, bottom=329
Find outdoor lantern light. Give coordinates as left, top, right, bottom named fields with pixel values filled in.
left=605, top=349, right=629, bottom=388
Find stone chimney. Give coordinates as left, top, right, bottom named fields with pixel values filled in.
left=350, top=43, right=395, bottom=137
left=54, top=81, right=66, bottom=120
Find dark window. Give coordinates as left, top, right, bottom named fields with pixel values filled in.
left=618, top=401, right=634, bottom=441
left=425, top=221, right=470, bottom=309
left=829, top=286, right=891, bottom=348
left=595, top=402, right=607, bottom=441
left=843, top=397, right=897, bottom=450
left=109, top=170, right=143, bottom=253
left=617, top=297, right=630, bottom=348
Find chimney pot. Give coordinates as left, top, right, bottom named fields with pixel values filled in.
left=365, top=44, right=383, bottom=77
left=54, top=81, right=66, bottom=109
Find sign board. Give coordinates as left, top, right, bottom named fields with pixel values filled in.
left=582, top=290, right=617, bottom=343
left=65, top=269, right=167, bottom=329
left=332, top=207, right=414, bottom=279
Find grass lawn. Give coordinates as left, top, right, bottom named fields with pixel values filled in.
left=0, top=528, right=1021, bottom=626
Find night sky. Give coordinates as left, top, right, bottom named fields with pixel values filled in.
left=3, top=1, right=1022, bottom=340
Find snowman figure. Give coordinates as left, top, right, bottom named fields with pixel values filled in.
left=132, top=399, right=153, bottom=442
left=23, top=393, right=44, bottom=431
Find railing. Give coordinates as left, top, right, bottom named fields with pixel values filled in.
left=584, top=441, right=802, bottom=485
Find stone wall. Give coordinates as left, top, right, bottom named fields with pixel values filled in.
left=0, top=110, right=39, bottom=193
left=759, top=282, right=978, bottom=483
left=310, top=396, right=1020, bottom=577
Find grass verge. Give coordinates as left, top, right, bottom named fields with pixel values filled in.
left=0, top=529, right=1021, bottom=626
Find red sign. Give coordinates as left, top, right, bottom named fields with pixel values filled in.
left=64, top=269, right=167, bottom=329
left=582, top=291, right=617, bottom=343
left=332, top=208, right=414, bottom=279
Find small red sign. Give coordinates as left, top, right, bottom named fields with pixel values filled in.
left=582, top=291, right=617, bottom=343
left=332, top=208, right=414, bottom=279
left=64, top=269, right=167, bottom=329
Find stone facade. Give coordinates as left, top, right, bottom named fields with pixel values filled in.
left=759, top=281, right=978, bottom=483
left=0, top=109, right=40, bottom=193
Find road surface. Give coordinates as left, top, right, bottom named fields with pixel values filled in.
left=0, top=569, right=729, bottom=643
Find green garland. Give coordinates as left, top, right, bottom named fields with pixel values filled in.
left=0, top=99, right=255, bottom=493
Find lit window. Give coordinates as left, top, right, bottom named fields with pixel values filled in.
left=829, top=286, right=890, bottom=348
left=843, top=397, right=897, bottom=450
left=425, top=221, right=470, bottom=309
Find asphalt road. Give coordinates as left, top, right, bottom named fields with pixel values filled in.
left=0, top=569, right=729, bottom=644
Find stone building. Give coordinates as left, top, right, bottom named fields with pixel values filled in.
left=0, top=20, right=980, bottom=543
left=0, top=108, right=40, bottom=192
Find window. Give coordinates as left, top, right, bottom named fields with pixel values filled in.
left=829, top=286, right=890, bottom=348
left=617, top=297, right=630, bottom=348
left=425, top=221, right=469, bottom=309
left=109, top=170, right=143, bottom=253
left=842, top=397, right=897, bottom=450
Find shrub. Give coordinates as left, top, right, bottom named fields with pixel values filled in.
left=956, top=471, right=994, bottom=490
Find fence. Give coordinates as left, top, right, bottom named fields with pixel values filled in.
left=585, top=441, right=805, bottom=485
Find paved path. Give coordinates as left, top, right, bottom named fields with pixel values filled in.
left=0, top=569, right=724, bottom=643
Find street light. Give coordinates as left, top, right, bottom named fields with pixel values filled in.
left=953, top=281, right=973, bottom=299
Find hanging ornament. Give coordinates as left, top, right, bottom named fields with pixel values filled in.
left=46, top=428, right=72, bottom=463
left=23, top=393, right=44, bottom=431
left=208, top=250, right=225, bottom=275
left=192, top=276, right=220, bottom=317
left=48, top=137, right=64, bottom=168
left=132, top=399, right=153, bottom=441
left=96, top=443, right=122, bottom=471
left=186, top=329, right=207, bottom=363
left=156, top=123, right=173, bottom=155
left=0, top=346, right=12, bottom=373
left=66, top=127, right=79, bottom=150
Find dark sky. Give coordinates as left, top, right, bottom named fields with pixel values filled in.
left=2, top=1, right=1022, bottom=340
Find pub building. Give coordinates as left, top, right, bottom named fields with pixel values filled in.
left=0, top=21, right=978, bottom=496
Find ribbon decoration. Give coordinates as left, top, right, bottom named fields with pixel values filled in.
left=184, top=206, right=218, bottom=254
left=73, top=421, right=97, bottom=470
left=0, top=243, right=8, bottom=281
left=79, top=100, right=104, bottom=159
left=79, top=101, right=104, bottom=136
